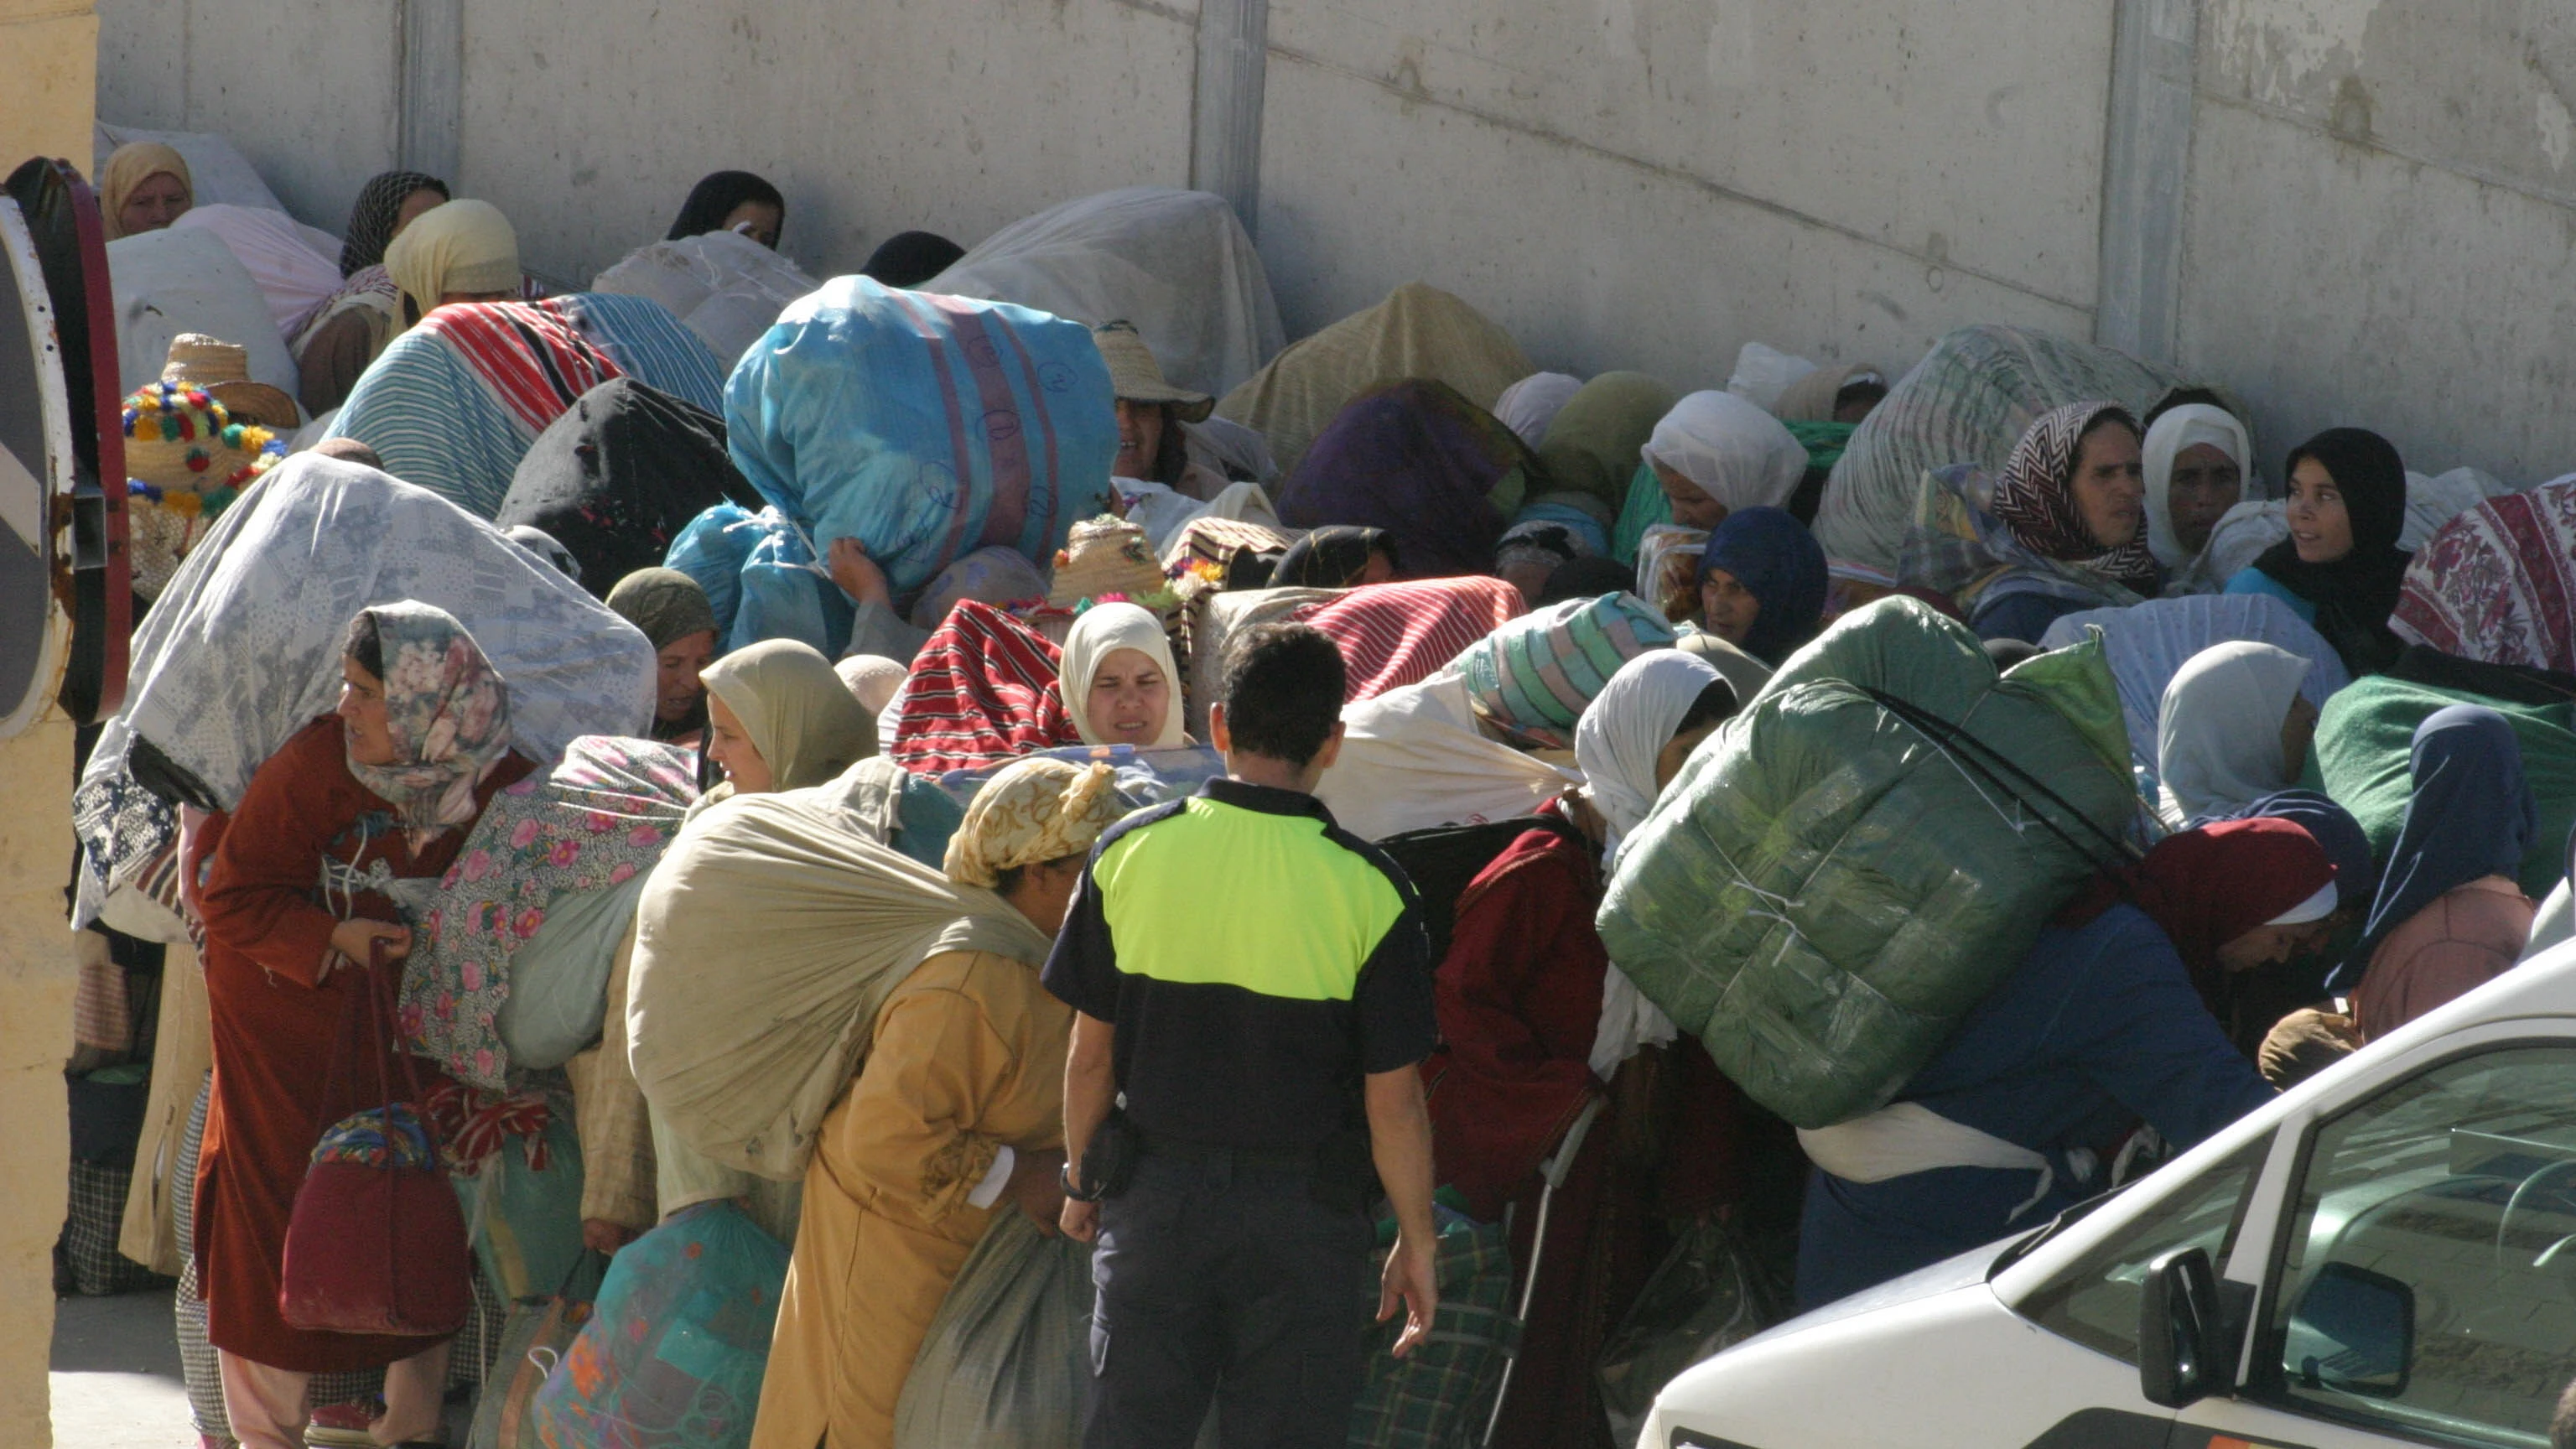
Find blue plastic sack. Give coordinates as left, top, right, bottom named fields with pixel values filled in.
left=664, top=503, right=756, bottom=632
left=724, top=276, right=1119, bottom=599
left=663, top=503, right=854, bottom=654
left=530, top=1200, right=787, bottom=1449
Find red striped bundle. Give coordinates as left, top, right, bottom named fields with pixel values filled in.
left=431, top=302, right=622, bottom=435
left=891, top=600, right=1082, bottom=774
left=1300, top=577, right=1527, bottom=704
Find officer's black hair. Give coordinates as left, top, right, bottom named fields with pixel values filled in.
left=1218, top=624, right=1346, bottom=768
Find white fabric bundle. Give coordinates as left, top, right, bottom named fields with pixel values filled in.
left=1314, top=670, right=1581, bottom=843
left=170, top=204, right=345, bottom=337
left=590, top=228, right=819, bottom=367
left=106, top=226, right=299, bottom=398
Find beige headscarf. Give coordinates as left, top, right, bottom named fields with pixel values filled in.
left=701, top=638, right=878, bottom=792
left=99, top=143, right=194, bottom=242
left=1057, top=601, right=1186, bottom=749
left=944, top=758, right=1124, bottom=888
left=1770, top=362, right=1886, bottom=423
left=383, top=199, right=521, bottom=328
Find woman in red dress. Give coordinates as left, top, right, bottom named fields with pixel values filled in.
left=193, top=602, right=532, bottom=1449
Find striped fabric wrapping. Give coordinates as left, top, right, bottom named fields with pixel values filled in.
left=1454, top=590, right=1677, bottom=749
left=2392, top=478, right=2576, bottom=674
left=328, top=293, right=724, bottom=520
left=889, top=600, right=1082, bottom=774
left=1301, top=577, right=1526, bottom=704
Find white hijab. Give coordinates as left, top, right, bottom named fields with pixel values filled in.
left=1573, top=649, right=1724, bottom=1078
left=1058, top=601, right=1186, bottom=749
left=2155, top=641, right=2313, bottom=823
left=2141, top=404, right=2251, bottom=570
left=1493, top=371, right=1583, bottom=448
left=1642, top=391, right=1810, bottom=513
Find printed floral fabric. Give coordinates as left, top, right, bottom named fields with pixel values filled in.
left=2392, top=477, right=2576, bottom=675
left=940, top=758, right=1124, bottom=888
left=345, top=601, right=515, bottom=849
left=405, top=735, right=699, bottom=1090
left=309, top=1104, right=438, bottom=1171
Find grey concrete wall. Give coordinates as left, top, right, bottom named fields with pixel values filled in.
left=91, top=0, right=2576, bottom=485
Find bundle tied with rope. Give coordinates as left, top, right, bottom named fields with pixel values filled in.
left=1597, top=597, right=2141, bottom=1129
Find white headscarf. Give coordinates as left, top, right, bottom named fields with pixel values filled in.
left=1642, top=391, right=1810, bottom=513
left=2141, top=403, right=2251, bottom=570
left=1493, top=371, right=1584, bottom=448
left=1058, top=601, right=1186, bottom=749
left=2156, top=641, right=2314, bottom=823
left=1573, top=650, right=1725, bottom=1079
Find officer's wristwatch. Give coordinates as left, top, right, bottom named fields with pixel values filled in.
left=1060, top=1161, right=1105, bottom=1203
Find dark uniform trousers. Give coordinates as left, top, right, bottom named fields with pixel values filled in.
left=1083, top=1149, right=1375, bottom=1449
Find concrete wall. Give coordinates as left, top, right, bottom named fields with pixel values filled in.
left=90, top=0, right=2576, bottom=482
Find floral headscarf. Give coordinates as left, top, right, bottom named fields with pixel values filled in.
left=1985, top=400, right=2158, bottom=594
left=348, top=601, right=512, bottom=849
left=944, top=758, right=1124, bottom=888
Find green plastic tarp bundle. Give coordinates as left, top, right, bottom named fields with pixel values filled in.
left=1597, top=598, right=2139, bottom=1129
left=2307, top=676, right=2576, bottom=901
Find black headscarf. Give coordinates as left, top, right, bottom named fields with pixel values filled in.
left=340, top=170, right=448, bottom=277
left=495, top=378, right=763, bottom=593
left=667, top=171, right=787, bottom=245
left=2252, top=428, right=2412, bottom=675
left=1273, top=526, right=1395, bottom=589
left=861, top=231, right=967, bottom=289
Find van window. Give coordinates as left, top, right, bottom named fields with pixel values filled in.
left=2257, top=1045, right=2576, bottom=1445
left=2014, top=1138, right=2268, bottom=1363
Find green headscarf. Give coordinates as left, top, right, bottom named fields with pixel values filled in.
left=1535, top=372, right=1679, bottom=513
left=606, top=567, right=719, bottom=652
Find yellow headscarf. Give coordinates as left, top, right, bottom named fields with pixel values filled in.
left=944, top=759, right=1123, bottom=888
left=99, top=143, right=193, bottom=242
left=382, top=199, right=521, bottom=330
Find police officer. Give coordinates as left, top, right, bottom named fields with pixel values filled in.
left=1047, top=622, right=1439, bottom=1448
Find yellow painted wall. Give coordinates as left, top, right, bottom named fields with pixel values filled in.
left=2, top=2, right=98, bottom=1442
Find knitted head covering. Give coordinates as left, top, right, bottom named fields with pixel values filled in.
left=339, top=169, right=449, bottom=277
left=1456, top=591, right=1678, bottom=749
left=1986, top=400, right=2158, bottom=592
left=98, top=143, right=192, bottom=242
left=346, top=601, right=513, bottom=849
left=605, top=567, right=720, bottom=652
left=1693, top=506, right=1829, bottom=665
left=701, top=638, right=877, bottom=792
left=944, top=757, right=1124, bottom=888
left=835, top=655, right=908, bottom=715
left=384, top=200, right=521, bottom=326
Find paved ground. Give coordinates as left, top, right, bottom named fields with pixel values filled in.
left=52, top=1288, right=196, bottom=1449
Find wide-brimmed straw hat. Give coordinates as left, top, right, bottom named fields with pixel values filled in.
left=158, top=333, right=301, bottom=429
left=1048, top=515, right=1176, bottom=615
left=1092, top=321, right=1213, bottom=423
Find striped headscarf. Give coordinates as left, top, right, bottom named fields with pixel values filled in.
left=1454, top=590, right=1677, bottom=749
left=1986, top=400, right=2158, bottom=593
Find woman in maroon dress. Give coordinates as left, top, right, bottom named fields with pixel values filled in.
left=193, top=602, right=531, bottom=1449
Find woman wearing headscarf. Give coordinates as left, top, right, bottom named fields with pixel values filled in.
left=667, top=169, right=787, bottom=249
left=2225, top=428, right=2412, bottom=675
left=605, top=567, right=723, bottom=745
left=1630, top=390, right=1810, bottom=535
left=700, top=638, right=880, bottom=798
left=1493, top=371, right=1583, bottom=448
left=1771, top=362, right=1889, bottom=425
left=1274, top=380, right=1535, bottom=579
left=1057, top=601, right=1186, bottom=750
left=2341, top=705, right=2540, bottom=1040
left=99, top=141, right=194, bottom=240
left=1272, top=525, right=1399, bottom=589
left=1694, top=506, right=1829, bottom=667
left=337, top=170, right=449, bottom=277
left=383, top=199, right=522, bottom=328
left=752, top=757, right=1124, bottom=1449
left=1795, top=818, right=2324, bottom=1308
left=2139, top=402, right=2250, bottom=584
left=2153, top=641, right=2318, bottom=826
left=1900, top=401, right=2158, bottom=645
left=191, top=603, right=532, bottom=1448
left=1535, top=372, right=1680, bottom=515
left=1424, top=651, right=1741, bottom=1447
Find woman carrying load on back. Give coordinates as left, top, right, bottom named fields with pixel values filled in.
left=193, top=604, right=534, bottom=1448
left=2225, top=428, right=2414, bottom=675
left=1424, top=649, right=1745, bottom=1447
left=752, top=757, right=1125, bottom=1449
left=1793, top=818, right=2338, bottom=1309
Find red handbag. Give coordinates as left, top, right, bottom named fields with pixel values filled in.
left=278, top=941, right=473, bottom=1336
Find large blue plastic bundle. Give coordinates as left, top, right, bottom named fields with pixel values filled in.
left=724, top=276, right=1119, bottom=600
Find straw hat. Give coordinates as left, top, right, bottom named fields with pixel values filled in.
left=158, top=333, right=301, bottom=429
left=1048, top=515, right=1176, bottom=616
left=122, top=381, right=286, bottom=494
left=1091, top=321, right=1213, bottom=423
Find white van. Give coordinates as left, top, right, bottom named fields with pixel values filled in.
left=1643, top=939, right=2576, bottom=1449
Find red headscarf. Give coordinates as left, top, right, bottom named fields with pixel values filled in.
left=2061, top=818, right=2337, bottom=991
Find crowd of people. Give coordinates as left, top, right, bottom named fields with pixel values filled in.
left=58, top=139, right=2576, bottom=1449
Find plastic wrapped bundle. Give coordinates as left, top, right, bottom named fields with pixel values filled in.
left=924, top=186, right=1284, bottom=397
left=1597, top=598, right=2137, bottom=1128
left=1812, top=325, right=2199, bottom=573
left=724, top=275, right=1118, bottom=600
left=591, top=229, right=820, bottom=368
left=891, top=1212, right=1095, bottom=1449
left=106, top=226, right=299, bottom=399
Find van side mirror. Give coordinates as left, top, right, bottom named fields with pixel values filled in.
left=2283, top=1261, right=2412, bottom=1400
left=2137, top=1246, right=2225, bottom=1408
